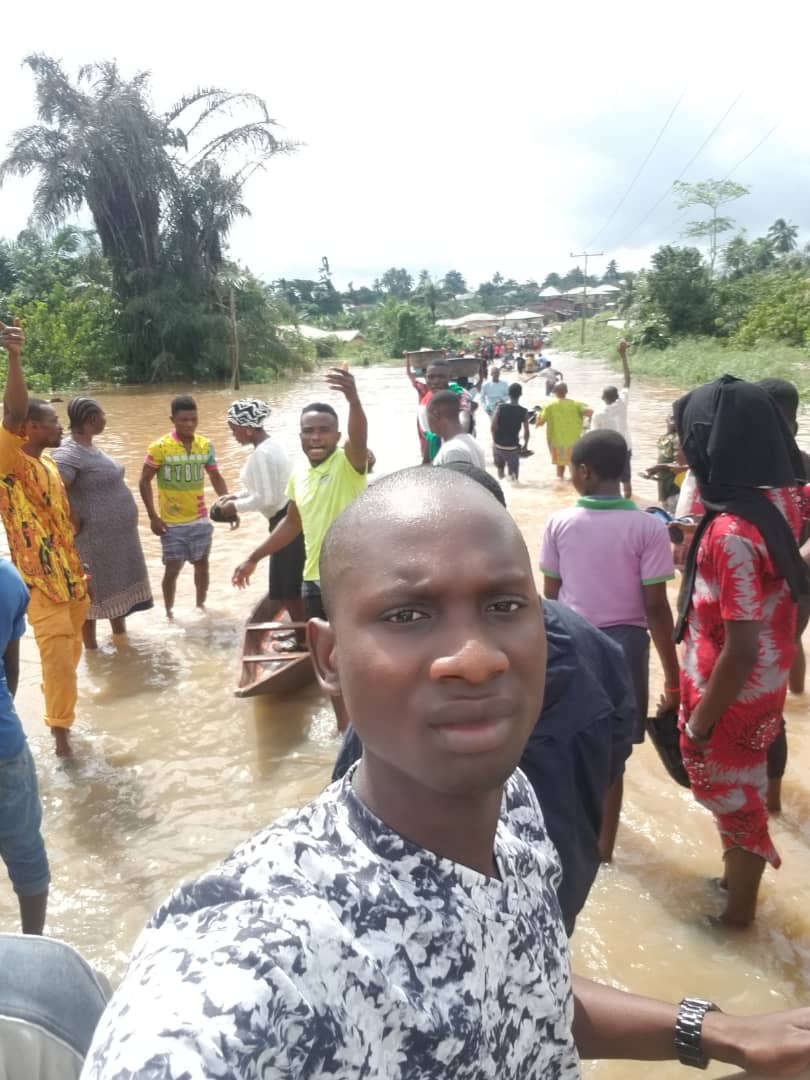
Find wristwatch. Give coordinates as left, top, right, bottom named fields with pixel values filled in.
left=675, top=996, right=721, bottom=1069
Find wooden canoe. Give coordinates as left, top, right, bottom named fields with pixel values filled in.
left=234, top=600, right=315, bottom=698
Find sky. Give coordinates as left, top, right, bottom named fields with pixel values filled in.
left=1, top=0, right=809, bottom=290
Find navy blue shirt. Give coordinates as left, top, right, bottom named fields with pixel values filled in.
left=332, top=599, right=635, bottom=934
left=0, top=559, right=29, bottom=759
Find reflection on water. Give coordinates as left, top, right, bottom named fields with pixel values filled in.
left=2, top=358, right=809, bottom=1078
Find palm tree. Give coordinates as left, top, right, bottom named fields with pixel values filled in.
left=1, top=54, right=293, bottom=376
left=767, top=218, right=799, bottom=255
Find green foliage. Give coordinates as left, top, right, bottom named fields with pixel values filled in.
left=733, top=272, right=810, bottom=349
left=636, top=246, right=715, bottom=341
left=672, top=179, right=749, bottom=270
left=442, top=270, right=467, bottom=296
left=374, top=267, right=413, bottom=300
left=2, top=54, right=293, bottom=382
left=767, top=218, right=799, bottom=255
left=368, top=300, right=450, bottom=357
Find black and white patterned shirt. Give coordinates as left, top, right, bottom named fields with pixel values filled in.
left=83, top=768, right=580, bottom=1079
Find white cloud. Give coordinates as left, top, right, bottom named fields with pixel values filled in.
left=1, top=0, right=809, bottom=288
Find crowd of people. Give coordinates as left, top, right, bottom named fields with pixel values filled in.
left=2, top=315, right=810, bottom=1077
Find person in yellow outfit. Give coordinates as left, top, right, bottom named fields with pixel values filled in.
left=0, top=320, right=89, bottom=758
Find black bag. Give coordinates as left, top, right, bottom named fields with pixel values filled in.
left=645, top=709, right=691, bottom=789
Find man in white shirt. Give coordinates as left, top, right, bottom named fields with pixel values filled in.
left=592, top=338, right=632, bottom=498
left=479, top=366, right=510, bottom=417
left=429, top=391, right=487, bottom=469
left=217, top=398, right=305, bottom=621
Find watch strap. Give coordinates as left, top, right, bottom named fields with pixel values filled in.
left=675, top=996, right=720, bottom=1069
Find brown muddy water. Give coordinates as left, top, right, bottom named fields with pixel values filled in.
left=2, top=356, right=809, bottom=1079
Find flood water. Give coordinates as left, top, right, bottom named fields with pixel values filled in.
left=3, top=355, right=809, bottom=1079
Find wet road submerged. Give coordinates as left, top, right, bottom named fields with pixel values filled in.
left=2, top=356, right=809, bottom=1079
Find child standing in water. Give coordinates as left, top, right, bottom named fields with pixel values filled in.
left=535, top=383, right=592, bottom=479
left=540, top=429, right=680, bottom=862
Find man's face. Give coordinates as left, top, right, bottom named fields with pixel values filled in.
left=228, top=422, right=252, bottom=446
left=426, top=366, right=449, bottom=392
left=323, top=499, right=546, bottom=799
left=173, top=409, right=198, bottom=439
left=300, top=410, right=340, bottom=465
left=29, top=406, right=62, bottom=448
left=492, top=368, right=500, bottom=381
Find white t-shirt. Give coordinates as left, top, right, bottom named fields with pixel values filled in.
left=232, top=437, right=293, bottom=519
left=82, top=768, right=579, bottom=1079
left=592, top=387, right=631, bottom=448
left=433, top=433, right=487, bottom=469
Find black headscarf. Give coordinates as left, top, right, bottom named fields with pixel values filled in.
left=674, top=375, right=809, bottom=642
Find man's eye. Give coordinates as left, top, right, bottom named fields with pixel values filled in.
left=488, top=599, right=524, bottom=614
left=384, top=610, right=428, bottom=624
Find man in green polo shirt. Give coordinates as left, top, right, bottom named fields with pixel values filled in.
left=232, top=368, right=368, bottom=620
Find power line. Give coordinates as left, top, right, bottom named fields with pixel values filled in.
left=721, top=124, right=779, bottom=181
left=586, top=89, right=687, bottom=249
left=612, top=89, right=745, bottom=249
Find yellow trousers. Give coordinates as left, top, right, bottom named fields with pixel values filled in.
left=26, top=589, right=90, bottom=730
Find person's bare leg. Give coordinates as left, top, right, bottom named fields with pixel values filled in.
left=598, top=774, right=623, bottom=863
left=82, top=618, right=98, bottom=650
left=556, top=465, right=565, bottom=479
left=110, top=616, right=127, bottom=636
left=720, top=847, right=765, bottom=928
left=193, top=558, right=210, bottom=609
left=18, top=888, right=48, bottom=934
left=52, top=727, right=71, bottom=758
left=789, top=645, right=805, bottom=695
left=162, top=560, right=183, bottom=618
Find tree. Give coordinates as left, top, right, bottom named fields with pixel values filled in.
left=413, top=272, right=443, bottom=323
left=1, top=54, right=292, bottom=379
left=602, top=259, right=620, bottom=284
left=442, top=269, right=466, bottom=296
left=767, top=218, right=799, bottom=255
left=376, top=267, right=413, bottom=299
left=722, top=233, right=775, bottom=279
left=672, top=179, right=750, bottom=272
left=646, top=245, right=714, bottom=335
left=541, top=272, right=562, bottom=289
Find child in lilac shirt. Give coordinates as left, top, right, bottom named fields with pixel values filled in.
left=540, top=429, right=680, bottom=861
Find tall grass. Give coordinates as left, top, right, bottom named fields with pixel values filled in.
left=552, top=318, right=810, bottom=395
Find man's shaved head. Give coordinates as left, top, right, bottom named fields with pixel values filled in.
left=320, top=466, right=522, bottom=617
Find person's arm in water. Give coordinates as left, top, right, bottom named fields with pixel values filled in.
left=572, top=974, right=810, bottom=1073
left=3, top=638, right=20, bottom=699
left=685, top=620, right=761, bottom=741
left=618, top=338, right=631, bottom=389
left=642, top=583, right=679, bottom=708
left=328, top=368, right=367, bottom=473
left=139, top=463, right=167, bottom=537
left=232, top=501, right=303, bottom=588
left=1, top=319, right=27, bottom=432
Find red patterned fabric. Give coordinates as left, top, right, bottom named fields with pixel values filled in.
left=679, top=487, right=803, bottom=867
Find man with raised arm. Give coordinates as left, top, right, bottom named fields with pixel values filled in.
left=592, top=337, right=633, bottom=498
left=0, top=320, right=89, bottom=758
left=232, top=367, right=368, bottom=623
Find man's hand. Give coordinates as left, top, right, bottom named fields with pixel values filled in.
left=618, top=337, right=628, bottom=360
left=0, top=319, right=24, bottom=362
left=704, top=1006, right=810, bottom=1076
left=232, top=559, right=257, bottom=589
left=325, top=367, right=360, bottom=404
left=149, top=516, right=168, bottom=537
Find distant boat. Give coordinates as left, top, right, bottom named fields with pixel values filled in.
left=235, top=597, right=314, bottom=698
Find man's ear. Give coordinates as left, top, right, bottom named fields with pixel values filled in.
left=307, top=618, right=341, bottom=697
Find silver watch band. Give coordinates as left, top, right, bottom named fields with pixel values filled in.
left=675, top=996, right=720, bottom=1069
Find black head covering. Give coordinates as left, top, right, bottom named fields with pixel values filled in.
left=674, top=375, right=809, bottom=642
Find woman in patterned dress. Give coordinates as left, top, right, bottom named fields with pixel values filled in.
left=52, top=398, right=153, bottom=649
left=674, top=377, right=809, bottom=928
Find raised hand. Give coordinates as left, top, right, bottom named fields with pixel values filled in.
left=325, top=367, right=360, bottom=404
left=0, top=319, right=24, bottom=361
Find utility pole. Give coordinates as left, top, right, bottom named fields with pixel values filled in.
left=569, top=251, right=603, bottom=351
left=229, top=285, right=240, bottom=391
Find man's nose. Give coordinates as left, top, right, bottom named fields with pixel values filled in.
left=430, top=636, right=509, bottom=684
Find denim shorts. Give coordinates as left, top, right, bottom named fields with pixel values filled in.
left=0, top=742, right=50, bottom=896
left=160, top=520, right=214, bottom=565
